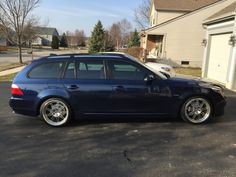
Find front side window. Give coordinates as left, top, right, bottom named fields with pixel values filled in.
left=77, top=60, right=105, bottom=80
left=28, top=62, right=65, bottom=79
left=108, top=60, right=146, bottom=80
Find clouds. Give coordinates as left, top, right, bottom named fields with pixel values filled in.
left=33, top=0, right=141, bottom=35
left=39, top=7, right=122, bottom=18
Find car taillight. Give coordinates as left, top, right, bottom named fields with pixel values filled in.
left=11, top=84, right=23, bottom=96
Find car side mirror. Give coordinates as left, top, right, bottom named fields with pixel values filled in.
left=144, top=74, right=155, bottom=82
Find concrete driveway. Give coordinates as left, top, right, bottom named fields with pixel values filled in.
left=0, top=82, right=236, bottom=177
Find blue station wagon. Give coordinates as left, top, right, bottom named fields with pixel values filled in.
left=9, top=53, right=226, bottom=127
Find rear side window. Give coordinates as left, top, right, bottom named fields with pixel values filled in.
left=28, top=62, right=65, bottom=79
left=77, top=60, right=105, bottom=80
left=64, top=62, right=76, bottom=79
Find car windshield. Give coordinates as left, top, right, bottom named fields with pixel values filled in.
left=124, top=54, right=167, bottom=79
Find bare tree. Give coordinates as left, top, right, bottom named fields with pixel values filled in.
left=66, top=30, right=86, bottom=47
left=117, top=19, right=132, bottom=47
left=66, top=31, right=77, bottom=47
left=109, top=23, right=121, bottom=50
left=134, top=0, right=151, bottom=29
left=23, top=17, right=39, bottom=46
left=75, top=29, right=86, bottom=46
left=0, top=0, right=40, bottom=63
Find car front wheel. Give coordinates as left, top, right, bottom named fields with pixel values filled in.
left=40, top=98, right=71, bottom=127
left=181, top=97, right=212, bottom=124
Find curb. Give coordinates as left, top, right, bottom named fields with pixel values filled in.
left=0, top=66, right=25, bottom=76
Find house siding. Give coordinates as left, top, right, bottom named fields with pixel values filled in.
left=150, top=4, right=185, bottom=27
left=144, top=0, right=235, bottom=67
left=157, top=11, right=185, bottom=25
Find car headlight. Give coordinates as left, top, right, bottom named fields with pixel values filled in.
left=199, top=82, right=224, bottom=95
left=211, top=86, right=224, bottom=95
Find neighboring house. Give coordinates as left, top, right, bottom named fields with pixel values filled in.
left=32, top=27, right=59, bottom=46
left=202, top=2, right=236, bottom=90
left=0, top=34, right=7, bottom=51
left=141, top=0, right=235, bottom=67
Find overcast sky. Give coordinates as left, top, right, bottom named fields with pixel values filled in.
left=34, top=0, right=143, bottom=36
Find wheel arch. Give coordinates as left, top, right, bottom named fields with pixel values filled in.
left=178, top=94, right=215, bottom=117
left=36, top=95, right=73, bottom=116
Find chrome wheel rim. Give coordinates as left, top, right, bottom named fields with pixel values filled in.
left=42, top=100, right=69, bottom=126
left=185, top=98, right=211, bottom=123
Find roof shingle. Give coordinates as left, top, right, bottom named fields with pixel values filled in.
left=205, top=2, right=236, bottom=21
left=153, top=0, right=222, bottom=12
left=33, top=27, right=58, bottom=35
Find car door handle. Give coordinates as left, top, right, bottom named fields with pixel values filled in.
left=114, top=86, right=125, bottom=92
left=66, top=85, right=79, bottom=90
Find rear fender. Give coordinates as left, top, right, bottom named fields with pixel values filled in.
left=34, top=89, right=71, bottom=115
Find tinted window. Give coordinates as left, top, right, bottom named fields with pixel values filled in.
left=64, top=62, right=76, bottom=79
left=29, top=62, right=65, bottom=79
left=77, top=60, right=105, bottom=79
left=109, top=60, right=146, bottom=80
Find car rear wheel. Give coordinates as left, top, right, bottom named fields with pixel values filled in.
left=40, top=98, right=71, bottom=127
left=181, top=97, right=212, bottom=124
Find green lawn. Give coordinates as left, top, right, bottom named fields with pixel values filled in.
left=174, top=67, right=202, bottom=77
left=0, top=73, right=18, bottom=82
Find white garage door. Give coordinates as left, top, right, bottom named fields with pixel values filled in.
left=207, top=33, right=232, bottom=84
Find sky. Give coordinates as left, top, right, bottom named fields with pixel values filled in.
left=34, top=0, right=143, bottom=36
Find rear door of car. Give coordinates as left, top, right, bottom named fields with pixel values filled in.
left=62, top=56, right=113, bottom=114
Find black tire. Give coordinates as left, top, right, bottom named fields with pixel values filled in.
left=180, top=97, right=212, bottom=124
left=40, top=98, right=72, bottom=127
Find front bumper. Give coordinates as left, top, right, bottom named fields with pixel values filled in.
left=213, top=96, right=227, bottom=117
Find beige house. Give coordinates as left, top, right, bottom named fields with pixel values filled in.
left=202, top=2, right=236, bottom=90
left=141, top=0, right=235, bottom=67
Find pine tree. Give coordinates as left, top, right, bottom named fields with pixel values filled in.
left=60, top=33, right=68, bottom=48
left=128, top=29, right=140, bottom=48
left=51, top=35, right=60, bottom=49
left=89, top=20, right=105, bottom=53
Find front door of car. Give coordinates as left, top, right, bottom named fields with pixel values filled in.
left=62, top=58, right=112, bottom=113
left=107, top=59, right=165, bottom=113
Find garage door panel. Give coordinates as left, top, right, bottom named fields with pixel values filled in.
left=207, top=33, right=232, bottom=84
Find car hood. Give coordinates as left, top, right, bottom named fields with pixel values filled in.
left=145, top=62, right=172, bottom=69
left=167, top=77, right=224, bottom=89
left=167, top=77, right=198, bottom=85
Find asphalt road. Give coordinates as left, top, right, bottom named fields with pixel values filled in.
left=0, top=49, right=83, bottom=64
left=0, top=82, right=236, bottom=177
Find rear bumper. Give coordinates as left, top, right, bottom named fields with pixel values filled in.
left=9, top=97, right=38, bottom=116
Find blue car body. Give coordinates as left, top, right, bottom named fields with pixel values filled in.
left=9, top=54, right=226, bottom=122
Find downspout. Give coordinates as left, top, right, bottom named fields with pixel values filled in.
left=202, top=24, right=209, bottom=78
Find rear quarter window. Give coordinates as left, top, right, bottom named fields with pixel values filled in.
left=28, top=61, right=65, bottom=79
